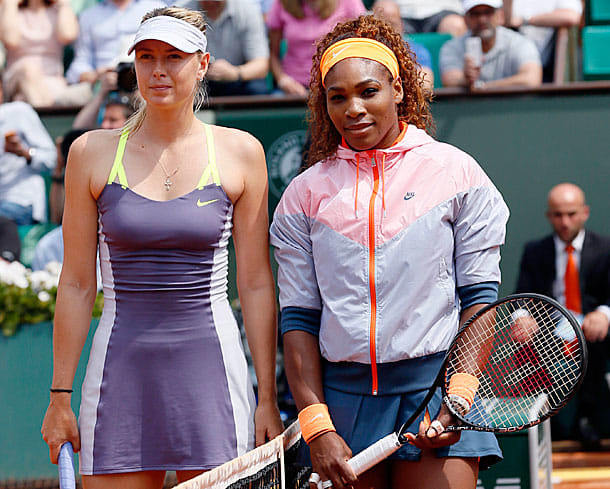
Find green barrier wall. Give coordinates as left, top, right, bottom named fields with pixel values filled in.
left=431, top=90, right=610, bottom=296
left=0, top=320, right=98, bottom=480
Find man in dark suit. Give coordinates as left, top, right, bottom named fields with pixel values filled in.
left=516, top=182, right=610, bottom=449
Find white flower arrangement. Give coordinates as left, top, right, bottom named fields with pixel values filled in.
left=0, top=260, right=103, bottom=337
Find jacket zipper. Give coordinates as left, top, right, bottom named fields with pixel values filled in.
left=368, top=155, right=380, bottom=395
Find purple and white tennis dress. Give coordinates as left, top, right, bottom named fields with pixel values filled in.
left=78, top=125, right=256, bottom=475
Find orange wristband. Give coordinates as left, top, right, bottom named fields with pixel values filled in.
left=448, top=373, right=480, bottom=408
left=298, top=403, right=336, bottom=444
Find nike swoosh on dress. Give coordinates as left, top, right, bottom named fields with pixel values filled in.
left=197, top=198, right=219, bottom=207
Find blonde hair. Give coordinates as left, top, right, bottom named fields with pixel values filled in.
left=280, top=0, right=338, bottom=20
left=124, top=7, right=208, bottom=134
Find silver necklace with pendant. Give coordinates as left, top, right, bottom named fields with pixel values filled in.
left=158, top=161, right=180, bottom=191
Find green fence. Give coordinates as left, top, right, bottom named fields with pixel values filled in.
left=0, top=320, right=98, bottom=480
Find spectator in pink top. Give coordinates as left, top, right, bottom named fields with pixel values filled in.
left=0, top=0, right=91, bottom=108
left=266, top=0, right=366, bottom=96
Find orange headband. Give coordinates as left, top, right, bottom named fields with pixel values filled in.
left=320, top=37, right=400, bottom=87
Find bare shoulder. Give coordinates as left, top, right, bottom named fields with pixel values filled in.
left=67, top=129, right=123, bottom=195
left=69, top=128, right=121, bottom=163
left=210, top=125, right=265, bottom=167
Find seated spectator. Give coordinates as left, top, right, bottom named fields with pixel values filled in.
left=393, top=0, right=467, bottom=37
left=0, top=75, right=57, bottom=225
left=440, top=0, right=542, bottom=90
left=503, top=0, right=582, bottom=82
left=515, top=183, right=610, bottom=449
left=65, top=0, right=166, bottom=91
left=32, top=128, right=91, bottom=271
left=72, top=70, right=136, bottom=130
left=0, top=215, right=21, bottom=262
left=373, top=0, right=435, bottom=90
left=178, top=0, right=270, bottom=97
left=266, top=0, right=365, bottom=96
left=0, top=0, right=91, bottom=108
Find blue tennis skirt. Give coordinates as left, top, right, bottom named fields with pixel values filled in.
left=302, top=353, right=503, bottom=470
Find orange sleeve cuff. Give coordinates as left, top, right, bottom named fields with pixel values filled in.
left=298, top=403, right=336, bottom=445
left=448, top=372, right=480, bottom=408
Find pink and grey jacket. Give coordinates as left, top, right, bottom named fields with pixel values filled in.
left=270, top=125, right=509, bottom=395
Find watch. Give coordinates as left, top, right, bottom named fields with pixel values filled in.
left=27, top=147, right=37, bottom=160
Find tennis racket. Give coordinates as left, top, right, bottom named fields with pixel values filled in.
left=58, top=442, right=76, bottom=489
left=338, top=293, right=587, bottom=476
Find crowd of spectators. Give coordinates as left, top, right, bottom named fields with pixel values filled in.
left=0, top=0, right=586, bottom=110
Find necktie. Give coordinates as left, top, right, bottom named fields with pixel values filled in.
left=564, top=244, right=581, bottom=313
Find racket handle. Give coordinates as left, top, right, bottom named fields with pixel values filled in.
left=58, top=442, right=76, bottom=489
left=347, top=433, right=401, bottom=476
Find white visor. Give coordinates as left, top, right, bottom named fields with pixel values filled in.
left=127, top=15, right=207, bottom=55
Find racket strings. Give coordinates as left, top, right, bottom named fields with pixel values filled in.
left=446, top=298, right=583, bottom=430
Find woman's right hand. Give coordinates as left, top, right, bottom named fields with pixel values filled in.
left=308, top=432, right=357, bottom=489
left=41, top=394, right=80, bottom=464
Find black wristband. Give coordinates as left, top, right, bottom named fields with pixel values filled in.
left=51, top=174, right=64, bottom=183
left=50, top=388, right=73, bottom=393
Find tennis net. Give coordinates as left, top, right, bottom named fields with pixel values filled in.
left=172, top=421, right=310, bottom=489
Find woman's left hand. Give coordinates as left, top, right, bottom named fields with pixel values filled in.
left=254, top=400, right=284, bottom=446
left=404, top=404, right=461, bottom=449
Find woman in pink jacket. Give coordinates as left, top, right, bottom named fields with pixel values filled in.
left=271, top=15, right=509, bottom=489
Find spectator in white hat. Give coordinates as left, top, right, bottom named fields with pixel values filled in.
left=439, top=0, right=542, bottom=90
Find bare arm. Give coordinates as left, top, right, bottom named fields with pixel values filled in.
left=268, top=28, right=307, bottom=96
left=442, top=68, right=469, bottom=88
left=0, top=0, right=22, bottom=48
left=481, top=61, right=542, bottom=88
left=283, top=330, right=356, bottom=489
left=41, top=134, right=100, bottom=463
left=238, top=57, right=269, bottom=81
left=55, top=0, right=79, bottom=45
left=72, top=70, right=117, bottom=129
left=512, top=8, right=581, bottom=28
left=207, top=57, right=269, bottom=83
left=232, top=134, right=283, bottom=445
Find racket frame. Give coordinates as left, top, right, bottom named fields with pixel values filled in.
left=396, top=293, right=587, bottom=442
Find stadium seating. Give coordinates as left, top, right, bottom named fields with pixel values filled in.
left=587, top=0, right=610, bottom=24
left=581, top=25, right=610, bottom=80
left=406, top=32, right=452, bottom=88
